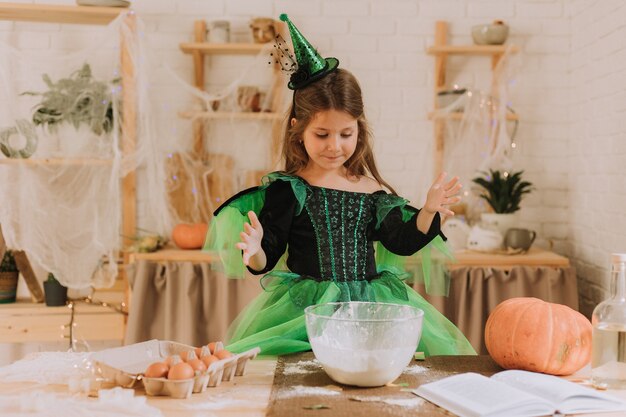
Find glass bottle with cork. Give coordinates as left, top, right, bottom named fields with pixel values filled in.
left=591, top=253, right=626, bottom=388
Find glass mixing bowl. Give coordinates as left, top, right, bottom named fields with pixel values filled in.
left=304, top=301, right=424, bottom=387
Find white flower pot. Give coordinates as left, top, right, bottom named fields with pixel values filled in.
left=480, top=212, right=519, bottom=237
left=33, top=126, right=59, bottom=157
left=56, top=124, right=110, bottom=158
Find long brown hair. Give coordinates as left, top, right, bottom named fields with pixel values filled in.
left=282, top=68, right=397, bottom=195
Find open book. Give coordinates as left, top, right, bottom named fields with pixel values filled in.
left=413, top=370, right=626, bottom=417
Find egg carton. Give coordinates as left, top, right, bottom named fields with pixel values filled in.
left=91, top=339, right=260, bottom=399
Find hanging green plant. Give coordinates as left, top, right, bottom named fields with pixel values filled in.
left=472, top=169, right=534, bottom=214
left=21, top=63, right=119, bottom=136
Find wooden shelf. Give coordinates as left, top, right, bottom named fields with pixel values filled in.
left=0, top=300, right=124, bottom=343
left=427, top=44, right=519, bottom=56
left=129, top=249, right=219, bottom=264
left=178, top=111, right=283, bottom=121
left=428, top=111, right=519, bottom=121
left=0, top=158, right=113, bottom=166
left=428, top=21, right=521, bottom=177
left=0, top=3, right=128, bottom=25
left=180, top=42, right=268, bottom=55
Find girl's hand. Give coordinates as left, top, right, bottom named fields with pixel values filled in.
left=235, top=211, right=264, bottom=265
left=423, top=172, right=462, bottom=217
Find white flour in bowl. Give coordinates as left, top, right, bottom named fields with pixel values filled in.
left=310, top=335, right=414, bottom=387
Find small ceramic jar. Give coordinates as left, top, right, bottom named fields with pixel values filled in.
left=209, top=20, right=230, bottom=43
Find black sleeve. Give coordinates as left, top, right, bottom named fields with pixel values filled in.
left=247, top=180, right=297, bottom=275
left=372, top=206, right=444, bottom=256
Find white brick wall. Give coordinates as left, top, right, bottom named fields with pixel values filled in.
left=3, top=1, right=624, bottom=315
left=570, top=0, right=626, bottom=317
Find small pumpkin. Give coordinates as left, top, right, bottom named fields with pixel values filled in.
left=172, top=223, right=208, bottom=249
left=485, top=297, right=592, bottom=375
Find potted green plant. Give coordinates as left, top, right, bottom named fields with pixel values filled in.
left=21, top=63, right=119, bottom=157
left=0, top=250, right=19, bottom=303
left=472, top=169, right=534, bottom=235
left=43, top=273, right=68, bottom=307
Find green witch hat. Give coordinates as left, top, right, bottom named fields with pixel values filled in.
left=279, top=14, right=339, bottom=90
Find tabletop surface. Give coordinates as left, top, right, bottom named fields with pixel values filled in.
left=1, top=355, right=625, bottom=416
left=0, top=358, right=276, bottom=417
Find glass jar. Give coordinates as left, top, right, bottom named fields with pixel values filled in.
left=208, top=20, right=230, bottom=44
left=591, top=253, right=626, bottom=388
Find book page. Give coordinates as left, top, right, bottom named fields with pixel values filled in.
left=492, top=370, right=626, bottom=414
left=414, top=372, right=553, bottom=417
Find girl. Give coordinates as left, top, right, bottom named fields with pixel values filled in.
left=205, top=15, right=475, bottom=356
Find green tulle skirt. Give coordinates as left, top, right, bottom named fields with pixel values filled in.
left=225, top=270, right=476, bottom=356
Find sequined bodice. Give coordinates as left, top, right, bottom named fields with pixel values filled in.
left=291, top=187, right=377, bottom=281
left=249, top=173, right=436, bottom=283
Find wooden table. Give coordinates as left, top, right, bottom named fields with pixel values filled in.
left=128, top=247, right=569, bottom=268
left=449, top=247, right=569, bottom=269
left=409, top=248, right=576, bottom=354
left=1, top=357, right=626, bottom=416
left=0, top=358, right=276, bottom=417
left=125, top=248, right=576, bottom=353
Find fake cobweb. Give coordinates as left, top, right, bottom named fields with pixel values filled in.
left=0, top=13, right=288, bottom=289
left=430, top=47, right=522, bottom=222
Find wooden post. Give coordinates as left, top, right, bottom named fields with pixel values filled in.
left=120, top=11, right=137, bottom=326
left=269, top=20, right=287, bottom=168
left=433, top=21, right=448, bottom=178
left=121, top=11, right=137, bottom=251
left=490, top=53, right=504, bottom=156
left=0, top=224, right=6, bottom=264
left=192, top=20, right=207, bottom=158
left=13, top=251, right=44, bottom=303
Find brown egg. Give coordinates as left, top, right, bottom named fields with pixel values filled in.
left=164, top=354, right=182, bottom=367
left=201, top=354, right=219, bottom=367
left=181, top=349, right=197, bottom=362
left=194, top=346, right=203, bottom=358
left=198, top=345, right=211, bottom=358
left=207, top=342, right=217, bottom=354
left=215, top=349, right=232, bottom=360
left=168, top=362, right=195, bottom=380
left=187, top=358, right=207, bottom=373
left=144, top=362, right=169, bottom=378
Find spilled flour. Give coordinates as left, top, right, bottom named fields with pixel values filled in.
left=283, top=359, right=322, bottom=375
left=350, top=395, right=425, bottom=408
left=278, top=385, right=341, bottom=399
left=404, top=364, right=429, bottom=374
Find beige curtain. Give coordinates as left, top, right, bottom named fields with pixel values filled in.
left=413, top=266, right=578, bottom=354
left=125, top=261, right=262, bottom=346
left=125, top=261, right=577, bottom=355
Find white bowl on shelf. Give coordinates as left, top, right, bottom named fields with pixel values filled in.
left=471, top=21, right=509, bottom=45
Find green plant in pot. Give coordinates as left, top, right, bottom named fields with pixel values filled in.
left=21, top=64, right=119, bottom=157
left=44, top=273, right=68, bottom=307
left=472, top=169, right=534, bottom=235
left=22, top=63, right=117, bottom=136
left=0, top=250, right=19, bottom=303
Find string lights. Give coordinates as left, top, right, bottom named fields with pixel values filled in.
left=61, top=294, right=128, bottom=351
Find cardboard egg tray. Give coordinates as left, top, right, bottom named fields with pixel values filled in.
left=91, top=339, right=261, bottom=399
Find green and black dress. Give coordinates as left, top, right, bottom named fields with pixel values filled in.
left=204, top=172, right=475, bottom=356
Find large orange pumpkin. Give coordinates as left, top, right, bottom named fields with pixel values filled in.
left=485, top=297, right=592, bottom=375
left=172, top=223, right=208, bottom=249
